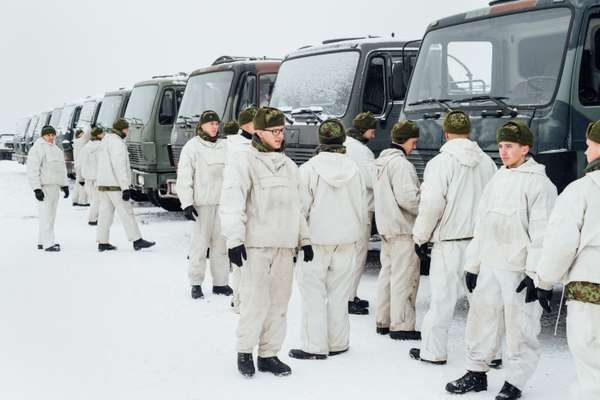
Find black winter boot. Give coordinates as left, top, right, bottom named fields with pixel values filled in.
left=352, top=296, right=369, bottom=308
left=446, top=371, right=488, bottom=394
left=328, top=348, right=348, bottom=356
left=237, top=353, right=255, bottom=378
left=409, top=348, right=447, bottom=365
left=88, top=221, right=97, bottom=226
left=390, top=330, right=421, bottom=341
left=288, top=349, right=327, bottom=360
left=44, top=244, right=61, bottom=252
left=257, top=356, right=291, bottom=376
left=212, top=285, right=233, bottom=296
left=348, top=301, right=368, bottom=315
left=489, top=358, right=503, bottom=369
left=133, top=238, right=155, bottom=251
left=376, top=327, right=390, bottom=335
left=191, top=285, right=204, bottom=299
left=98, top=243, right=117, bottom=252
left=496, top=382, right=521, bottom=400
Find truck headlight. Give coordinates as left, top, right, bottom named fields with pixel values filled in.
left=137, top=175, right=145, bottom=185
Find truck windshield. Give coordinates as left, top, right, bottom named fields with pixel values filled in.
left=405, top=8, right=571, bottom=110
left=270, top=51, right=359, bottom=116
left=25, top=116, right=39, bottom=139
left=178, top=71, right=233, bottom=120
left=96, top=95, right=124, bottom=128
left=58, top=105, right=75, bottom=130
left=49, top=110, right=62, bottom=128
left=33, top=113, right=50, bottom=137
left=15, top=118, right=30, bottom=138
left=78, top=101, right=97, bottom=126
left=125, top=85, right=158, bottom=124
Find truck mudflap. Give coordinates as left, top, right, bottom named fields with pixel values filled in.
left=533, top=149, right=578, bottom=193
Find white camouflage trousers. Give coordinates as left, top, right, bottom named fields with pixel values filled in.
left=375, top=236, right=420, bottom=332
left=187, top=205, right=229, bottom=287
left=465, top=267, right=542, bottom=390
left=420, top=240, right=469, bottom=362
left=237, top=247, right=294, bottom=357
left=297, top=243, right=355, bottom=355
left=96, top=191, right=141, bottom=244
left=349, top=211, right=373, bottom=301
left=73, top=174, right=88, bottom=205
left=37, top=184, right=60, bottom=249
left=85, top=179, right=99, bottom=223
left=567, top=301, right=600, bottom=399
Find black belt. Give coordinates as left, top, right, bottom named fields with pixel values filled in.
left=442, top=237, right=473, bottom=242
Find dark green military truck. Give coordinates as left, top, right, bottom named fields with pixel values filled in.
left=96, top=89, right=131, bottom=132
left=401, top=0, right=600, bottom=191
left=125, top=75, right=187, bottom=211
left=165, top=56, right=280, bottom=201
left=270, top=37, right=420, bottom=164
left=57, top=101, right=83, bottom=177
left=14, top=116, right=31, bottom=164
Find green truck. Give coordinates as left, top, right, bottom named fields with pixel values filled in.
left=125, top=74, right=187, bottom=210
left=270, top=37, right=420, bottom=163
left=95, top=89, right=131, bottom=132
left=401, top=0, right=600, bottom=191
left=56, top=101, right=83, bottom=177
left=13, top=116, right=31, bottom=164
left=165, top=56, right=280, bottom=202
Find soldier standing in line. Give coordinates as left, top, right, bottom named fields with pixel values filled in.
left=446, top=120, right=557, bottom=400
left=409, top=110, right=497, bottom=365
left=289, top=119, right=366, bottom=360
left=79, top=127, right=105, bottom=226
left=373, top=120, right=421, bottom=340
left=219, top=107, right=312, bottom=377
left=344, top=111, right=377, bottom=315
left=536, top=121, right=600, bottom=398
left=72, top=128, right=89, bottom=206
left=27, top=125, right=69, bottom=252
left=96, top=118, right=155, bottom=252
left=176, top=110, right=231, bottom=299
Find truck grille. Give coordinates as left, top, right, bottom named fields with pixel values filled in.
left=406, top=150, right=438, bottom=180
left=168, top=144, right=183, bottom=168
left=285, top=147, right=317, bottom=166
left=127, top=143, right=143, bottom=166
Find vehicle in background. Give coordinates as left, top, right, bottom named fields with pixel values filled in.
left=13, top=116, right=31, bottom=164
left=0, top=133, right=15, bottom=160
left=57, top=101, right=83, bottom=177
left=166, top=56, right=280, bottom=200
left=75, top=97, right=102, bottom=136
left=270, top=37, right=420, bottom=164
left=28, top=110, right=52, bottom=151
left=126, top=74, right=186, bottom=211
left=95, top=89, right=131, bottom=132
left=401, top=0, right=597, bottom=192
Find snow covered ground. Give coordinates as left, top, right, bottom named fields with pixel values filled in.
left=0, top=160, right=576, bottom=400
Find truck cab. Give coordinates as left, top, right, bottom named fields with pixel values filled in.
left=166, top=56, right=280, bottom=201
left=57, top=102, right=83, bottom=176
left=401, top=0, right=600, bottom=192
left=28, top=111, right=52, bottom=152
left=125, top=75, right=187, bottom=211
left=13, top=116, right=31, bottom=164
left=269, top=37, right=420, bottom=164
left=95, top=89, right=131, bottom=132
left=75, top=98, right=102, bottom=135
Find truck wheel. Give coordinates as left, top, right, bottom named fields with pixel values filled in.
left=130, top=190, right=149, bottom=202
left=157, top=197, right=181, bottom=212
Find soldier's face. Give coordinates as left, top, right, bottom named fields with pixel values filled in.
left=363, top=128, right=376, bottom=141
left=585, top=138, right=600, bottom=163
left=240, top=122, right=254, bottom=134
left=42, top=134, right=55, bottom=144
left=202, top=121, right=220, bottom=137
left=401, top=138, right=418, bottom=155
left=498, top=141, right=528, bottom=168
left=257, top=126, right=284, bottom=149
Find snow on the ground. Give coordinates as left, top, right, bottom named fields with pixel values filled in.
left=0, top=160, right=577, bottom=400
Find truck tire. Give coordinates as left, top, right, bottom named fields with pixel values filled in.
left=157, top=197, right=182, bottom=212
left=130, top=190, right=149, bottom=203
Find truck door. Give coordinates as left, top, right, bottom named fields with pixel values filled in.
left=235, top=73, right=257, bottom=119
left=157, top=87, right=181, bottom=170
left=572, top=8, right=600, bottom=162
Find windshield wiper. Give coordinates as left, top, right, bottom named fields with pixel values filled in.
left=279, top=107, right=295, bottom=124
left=408, top=98, right=454, bottom=112
left=126, top=117, right=143, bottom=125
left=176, top=115, right=197, bottom=126
left=291, top=107, right=325, bottom=123
left=455, top=95, right=518, bottom=118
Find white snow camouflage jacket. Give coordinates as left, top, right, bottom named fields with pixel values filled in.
left=344, top=136, right=375, bottom=212
left=96, top=133, right=131, bottom=190
left=27, top=137, right=68, bottom=189
left=79, top=140, right=101, bottom=181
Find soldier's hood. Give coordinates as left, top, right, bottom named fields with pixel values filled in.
left=35, top=137, right=53, bottom=146
left=375, top=148, right=405, bottom=172
left=587, top=170, right=600, bottom=189
left=310, top=152, right=358, bottom=187
left=87, top=140, right=101, bottom=152
left=440, top=138, right=487, bottom=168
left=503, top=157, right=548, bottom=176
left=252, top=146, right=288, bottom=173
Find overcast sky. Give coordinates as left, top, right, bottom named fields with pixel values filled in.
left=0, top=0, right=485, bottom=133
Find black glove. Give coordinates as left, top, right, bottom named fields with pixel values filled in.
left=536, top=288, right=553, bottom=313
left=61, top=186, right=69, bottom=198
left=183, top=206, right=198, bottom=221
left=415, top=244, right=430, bottom=276
left=301, top=245, right=314, bottom=262
left=228, top=244, right=247, bottom=267
left=122, top=189, right=131, bottom=201
left=78, top=181, right=85, bottom=186
left=34, top=189, right=44, bottom=201
left=516, top=275, right=538, bottom=303
left=465, top=272, right=478, bottom=293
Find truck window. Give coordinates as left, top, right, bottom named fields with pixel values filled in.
left=237, top=74, right=257, bottom=116
left=159, top=89, right=176, bottom=125
left=363, top=56, right=386, bottom=115
left=391, top=54, right=417, bottom=100
left=259, top=74, right=277, bottom=107
left=447, top=41, right=492, bottom=96
left=176, top=89, right=184, bottom=111
left=579, top=15, right=600, bottom=105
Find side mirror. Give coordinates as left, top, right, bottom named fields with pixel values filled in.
left=391, top=63, right=406, bottom=100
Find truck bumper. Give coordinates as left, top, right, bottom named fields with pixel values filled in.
left=131, top=169, right=177, bottom=198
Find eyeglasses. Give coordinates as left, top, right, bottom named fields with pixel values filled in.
left=264, top=128, right=285, bottom=135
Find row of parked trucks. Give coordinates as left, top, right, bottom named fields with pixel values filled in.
left=12, top=0, right=600, bottom=211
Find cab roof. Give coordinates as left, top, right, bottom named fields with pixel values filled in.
left=133, top=75, right=188, bottom=88
left=103, top=88, right=131, bottom=97
left=286, top=37, right=421, bottom=60
left=188, top=57, right=281, bottom=77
